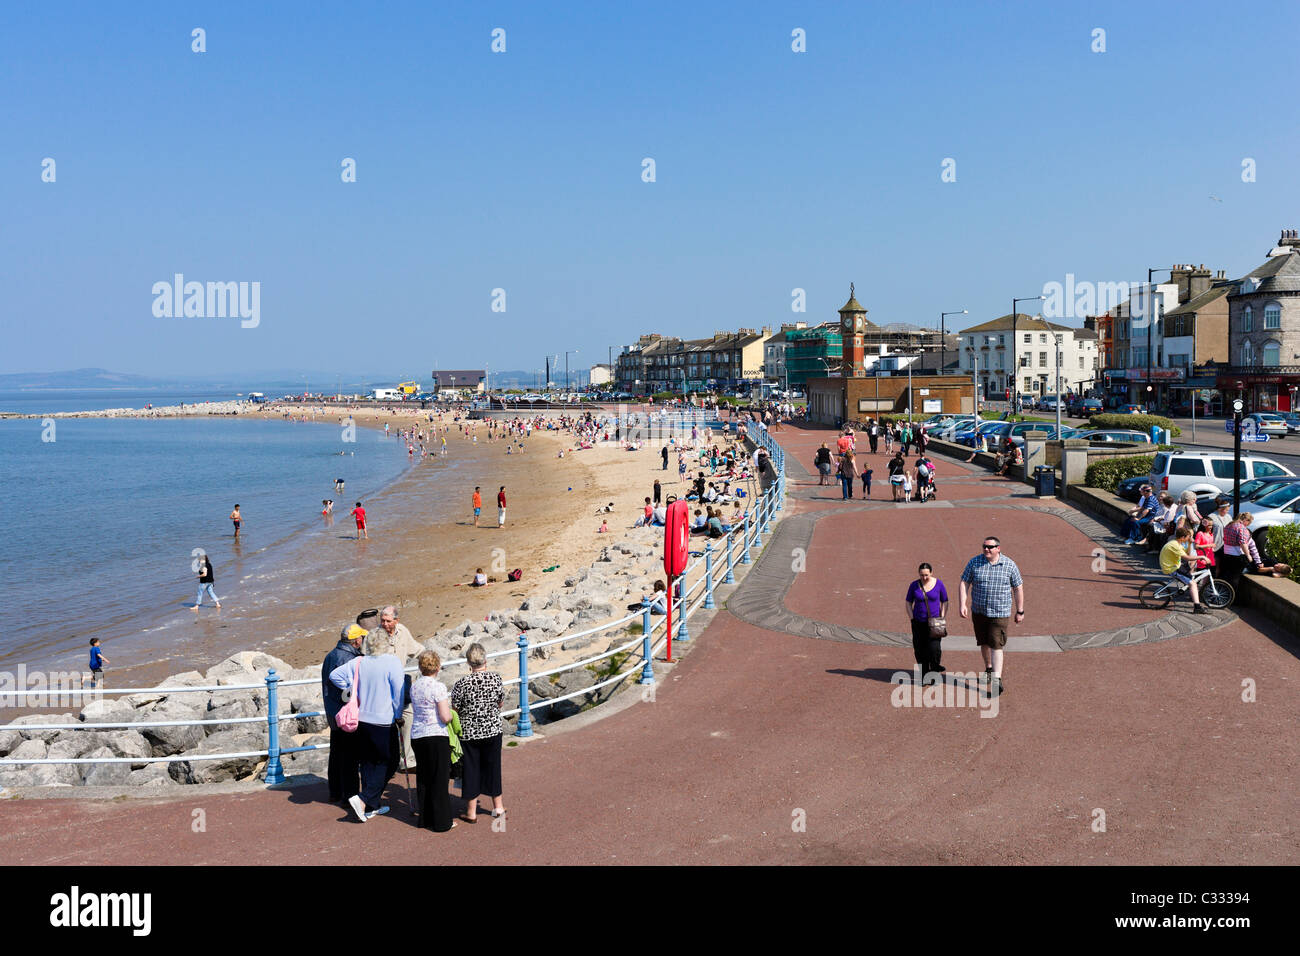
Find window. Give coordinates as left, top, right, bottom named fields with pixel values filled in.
left=1169, top=459, right=1206, bottom=477
left=1265, top=305, right=1281, bottom=329
left=1243, top=306, right=1253, bottom=332
left=1263, top=341, right=1281, bottom=366
left=1253, top=462, right=1287, bottom=478
left=1078, top=356, right=1084, bottom=369
left=997, top=352, right=1004, bottom=369
left=1023, top=334, right=1032, bottom=344
left=1211, top=460, right=1246, bottom=480
left=1038, top=352, right=1048, bottom=367
left=1020, top=355, right=1030, bottom=368
left=999, top=335, right=1005, bottom=346
left=1024, top=377, right=1033, bottom=391
left=1039, top=334, right=1047, bottom=343
left=1240, top=341, right=1254, bottom=366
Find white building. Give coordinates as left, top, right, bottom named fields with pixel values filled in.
left=589, top=364, right=613, bottom=387
left=956, top=314, right=1099, bottom=400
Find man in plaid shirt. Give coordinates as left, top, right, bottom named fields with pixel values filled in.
left=959, top=536, right=1024, bottom=697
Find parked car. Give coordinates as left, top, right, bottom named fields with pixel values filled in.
left=1194, top=476, right=1300, bottom=516
left=1146, top=450, right=1294, bottom=499
left=1081, top=398, right=1104, bottom=414
left=1117, top=474, right=1151, bottom=502
left=1239, top=483, right=1300, bottom=559
left=1003, top=423, right=1079, bottom=447
left=1242, top=412, right=1289, bottom=438
left=1281, top=412, right=1300, bottom=434
left=1075, top=429, right=1154, bottom=445
left=1122, top=404, right=1146, bottom=415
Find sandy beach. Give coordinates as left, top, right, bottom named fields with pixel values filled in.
left=90, top=404, right=749, bottom=690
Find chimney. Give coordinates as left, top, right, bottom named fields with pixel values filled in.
left=1188, top=263, right=1213, bottom=299
left=1169, top=263, right=1193, bottom=302
left=1281, top=229, right=1300, bottom=251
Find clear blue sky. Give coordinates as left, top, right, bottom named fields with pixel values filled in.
left=4, top=0, right=1298, bottom=379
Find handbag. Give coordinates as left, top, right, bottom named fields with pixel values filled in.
left=335, top=659, right=361, bottom=733
left=918, top=580, right=947, bottom=639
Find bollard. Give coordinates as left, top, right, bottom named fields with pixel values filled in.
left=515, top=634, right=533, bottom=738
left=264, top=669, right=285, bottom=786
left=704, top=540, right=715, bottom=609
left=676, top=578, right=691, bottom=641
left=724, top=524, right=736, bottom=583
left=741, top=513, right=752, bottom=564
left=639, top=597, right=654, bottom=684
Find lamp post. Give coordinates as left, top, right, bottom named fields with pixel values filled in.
left=1142, top=268, right=1172, bottom=413
left=1232, top=393, right=1244, bottom=515
left=1012, top=295, right=1045, bottom=418
left=941, top=310, right=967, bottom=376
left=1054, top=333, right=1063, bottom=436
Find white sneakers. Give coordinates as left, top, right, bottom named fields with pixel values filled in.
left=348, top=795, right=367, bottom=822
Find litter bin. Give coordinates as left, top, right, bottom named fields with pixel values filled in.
left=1034, top=465, right=1056, bottom=497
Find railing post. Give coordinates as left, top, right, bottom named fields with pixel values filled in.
left=639, top=597, right=654, bottom=684
left=704, top=541, right=715, bottom=609
left=676, top=578, right=691, bottom=641
left=741, top=513, right=752, bottom=564
left=761, top=488, right=772, bottom=535
left=724, top=525, right=736, bottom=583
left=515, top=634, right=533, bottom=738
left=754, top=497, right=765, bottom=547
left=264, top=669, right=285, bottom=786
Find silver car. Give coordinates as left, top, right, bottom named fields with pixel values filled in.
left=1075, top=429, right=1153, bottom=444
left=1242, top=413, right=1288, bottom=438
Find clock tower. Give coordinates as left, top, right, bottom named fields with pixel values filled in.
left=838, top=283, right=867, bottom=377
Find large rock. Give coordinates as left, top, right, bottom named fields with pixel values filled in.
left=572, top=600, right=618, bottom=627
left=128, top=762, right=177, bottom=789
left=102, top=729, right=151, bottom=764
left=141, top=699, right=206, bottom=756
left=79, top=698, right=139, bottom=724
left=170, top=728, right=266, bottom=784
left=124, top=670, right=206, bottom=708
left=552, top=667, right=600, bottom=719
left=0, top=727, right=22, bottom=756
left=9, top=738, right=48, bottom=762
left=81, top=747, right=132, bottom=787
left=286, top=694, right=327, bottom=735
left=48, top=731, right=108, bottom=760
left=10, top=713, right=74, bottom=741
left=206, top=697, right=259, bottom=735
left=204, top=651, right=292, bottom=682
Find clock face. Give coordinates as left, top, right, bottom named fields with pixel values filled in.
left=842, top=315, right=852, bottom=330
left=855, top=317, right=863, bottom=332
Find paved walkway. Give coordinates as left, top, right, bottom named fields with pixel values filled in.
left=2, top=423, right=1296, bottom=865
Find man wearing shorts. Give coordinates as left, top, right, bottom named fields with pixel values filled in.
left=958, top=536, right=1024, bottom=697
left=472, top=486, right=482, bottom=528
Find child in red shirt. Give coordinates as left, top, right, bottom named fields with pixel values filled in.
left=350, top=501, right=368, bottom=539
left=1194, top=516, right=1215, bottom=568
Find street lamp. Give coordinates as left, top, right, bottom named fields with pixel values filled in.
left=1012, top=295, right=1045, bottom=416
left=565, top=350, right=578, bottom=392
left=1054, top=333, right=1063, bottom=436
left=940, top=310, right=967, bottom=375
left=1142, top=268, right=1173, bottom=412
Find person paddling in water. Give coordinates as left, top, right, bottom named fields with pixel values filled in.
left=229, top=504, right=242, bottom=539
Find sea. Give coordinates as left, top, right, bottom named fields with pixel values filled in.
left=0, top=389, right=453, bottom=676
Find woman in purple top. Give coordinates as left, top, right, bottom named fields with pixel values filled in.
left=905, top=563, right=949, bottom=680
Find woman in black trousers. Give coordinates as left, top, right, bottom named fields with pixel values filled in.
left=450, top=642, right=506, bottom=823
left=905, top=563, right=949, bottom=680
left=409, top=651, right=454, bottom=831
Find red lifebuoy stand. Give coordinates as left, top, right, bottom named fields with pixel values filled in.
left=663, top=499, right=690, bottom=662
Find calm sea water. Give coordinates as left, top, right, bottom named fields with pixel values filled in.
left=0, top=388, right=269, bottom=415
left=0, top=412, right=422, bottom=673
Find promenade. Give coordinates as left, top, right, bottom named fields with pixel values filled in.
left=1, top=423, right=1296, bottom=865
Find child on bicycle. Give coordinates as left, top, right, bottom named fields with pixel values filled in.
left=1159, top=527, right=1209, bottom=614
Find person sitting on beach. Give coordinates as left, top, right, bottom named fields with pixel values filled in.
left=650, top=503, right=668, bottom=526
left=597, top=519, right=610, bottom=534
left=471, top=568, right=488, bottom=587
left=647, top=580, right=668, bottom=615
left=691, top=508, right=707, bottom=532
left=706, top=508, right=726, bottom=538
left=633, top=497, right=653, bottom=528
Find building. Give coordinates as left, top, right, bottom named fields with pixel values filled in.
left=1218, top=230, right=1300, bottom=412
left=430, top=370, right=486, bottom=393
left=588, top=364, right=613, bottom=387
left=955, top=314, right=1098, bottom=402
left=762, top=322, right=808, bottom=388
left=614, top=328, right=771, bottom=393
left=784, top=323, right=842, bottom=388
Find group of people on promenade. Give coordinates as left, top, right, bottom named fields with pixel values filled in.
left=815, top=420, right=937, bottom=503
left=322, top=606, right=506, bottom=829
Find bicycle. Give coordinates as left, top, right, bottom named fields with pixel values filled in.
left=1138, top=565, right=1234, bottom=610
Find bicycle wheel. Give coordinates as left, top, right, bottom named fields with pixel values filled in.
left=1201, top=576, right=1235, bottom=609
left=1138, top=581, right=1173, bottom=609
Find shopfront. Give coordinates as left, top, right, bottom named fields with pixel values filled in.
left=1125, top=367, right=1185, bottom=411
left=1214, top=372, right=1299, bottom=413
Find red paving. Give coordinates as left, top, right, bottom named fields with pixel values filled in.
left=1, top=421, right=1296, bottom=865
left=786, top=508, right=1161, bottom=636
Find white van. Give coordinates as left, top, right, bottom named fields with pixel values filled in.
left=1147, top=450, right=1293, bottom=499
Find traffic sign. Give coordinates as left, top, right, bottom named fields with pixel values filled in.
left=1243, top=434, right=1270, bottom=442
left=1225, top=420, right=1235, bottom=433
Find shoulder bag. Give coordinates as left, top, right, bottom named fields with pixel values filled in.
left=335, top=659, right=361, bottom=733
left=918, top=580, right=947, bottom=639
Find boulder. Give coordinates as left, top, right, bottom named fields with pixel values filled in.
left=128, top=762, right=176, bottom=789
left=0, top=727, right=22, bottom=756
left=286, top=694, right=327, bottom=735
left=13, top=762, right=81, bottom=787
left=141, top=699, right=206, bottom=756
left=206, top=697, right=259, bottom=735
left=205, top=651, right=292, bottom=682
left=79, top=698, right=138, bottom=724
left=48, top=731, right=108, bottom=760
left=573, top=600, right=618, bottom=627
left=9, top=738, right=48, bottom=762
left=124, top=670, right=206, bottom=708
left=101, top=729, right=152, bottom=764
left=510, top=610, right=553, bottom=632
left=552, top=668, right=599, bottom=719
left=170, top=728, right=266, bottom=784
left=561, top=634, right=600, bottom=652
left=11, top=713, right=74, bottom=741
left=81, top=747, right=132, bottom=787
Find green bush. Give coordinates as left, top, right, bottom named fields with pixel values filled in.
left=1263, top=525, right=1300, bottom=582
left=1084, top=454, right=1154, bottom=493
left=1088, top=413, right=1181, bottom=438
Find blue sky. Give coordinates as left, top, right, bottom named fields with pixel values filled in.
left=4, top=0, right=1298, bottom=379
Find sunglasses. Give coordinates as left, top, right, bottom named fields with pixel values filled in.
left=982, top=544, right=999, bottom=550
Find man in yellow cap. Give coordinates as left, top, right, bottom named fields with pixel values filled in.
left=322, top=623, right=367, bottom=804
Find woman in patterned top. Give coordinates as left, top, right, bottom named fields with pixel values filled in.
left=450, top=642, right=506, bottom=823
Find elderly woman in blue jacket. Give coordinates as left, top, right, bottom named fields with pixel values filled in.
left=331, top=648, right=406, bottom=822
